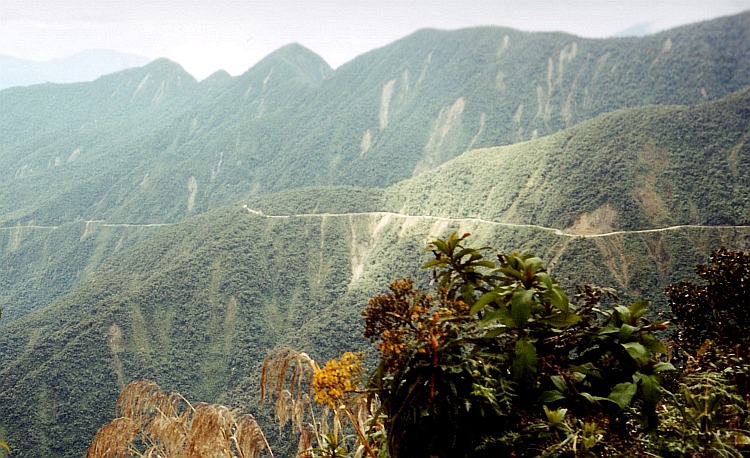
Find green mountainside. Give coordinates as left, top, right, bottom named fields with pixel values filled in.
left=1, top=84, right=750, bottom=456
left=1, top=13, right=749, bottom=324
left=385, top=87, right=750, bottom=230
left=281, top=12, right=750, bottom=188
left=1, top=12, right=750, bottom=456
left=3, top=12, right=749, bottom=225
left=0, top=46, right=332, bottom=226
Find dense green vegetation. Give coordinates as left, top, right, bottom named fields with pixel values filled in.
left=0, top=222, right=167, bottom=321
left=5, top=14, right=749, bottom=227
left=385, top=87, right=750, bottom=230
left=1, top=195, right=749, bottom=457
left=356, top=241, right=750, bottom=457
left=84, top=239, right=750, bottom=458
left=1, top=12, right=749, bottom=325
left=2, top=82, right=748, bottom=324
left=0, top=11, right=749, bottom=457
left=358, top=234, right=670, bottom=457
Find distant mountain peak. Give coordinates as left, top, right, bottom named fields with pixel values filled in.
left=144, top=57, right=188, bottom=72
left=136, top=58, right=197, bottom=83
left=251, top=42, right=333, bottom=82
left=204, top=69, right=232, bottom=81
left=612, top=22, right=654, bottom=38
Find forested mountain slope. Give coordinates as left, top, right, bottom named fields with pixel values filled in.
left=1, top=84, right=750, bottom=457
left=2, top=12, right=749, bottom=226
left=0, top=45, right=332, bottom=226
left=1, top=13, right=748, bottom=325
left=385, top=87, right=750, bottom=230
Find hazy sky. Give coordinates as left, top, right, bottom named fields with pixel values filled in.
left=2, top=0, right=750, bottom=80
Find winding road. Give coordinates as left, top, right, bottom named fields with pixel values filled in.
left=242, top=205, right=750, bottom=239
left=2, top=207, right=749, bottom=240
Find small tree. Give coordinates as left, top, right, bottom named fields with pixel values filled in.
left=667, top=247, right=750, bottom=358
left=363, top=232, right=672, bottom=457
left=653, top=247, right=750, bottom=456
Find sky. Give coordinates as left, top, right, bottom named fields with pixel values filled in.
left=2, top=0, right=750, bottom=80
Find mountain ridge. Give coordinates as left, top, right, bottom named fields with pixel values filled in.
left=3, top=13, right=748, bottom=217
left=1, top=15, right=750, bottom=455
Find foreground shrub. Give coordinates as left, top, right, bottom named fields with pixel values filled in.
left=362, top=232, right=672, bottom=457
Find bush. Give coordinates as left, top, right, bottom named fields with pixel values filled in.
left=363, top=232, right=672, bottom=457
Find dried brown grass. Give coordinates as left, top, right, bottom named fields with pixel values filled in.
left=86, top=379, right=273, bottom=458
left=260, top=348, right=318, bottom=435
left=86, top=417, right=140, bottom=458
left=88, top=348, right=383, bottom=458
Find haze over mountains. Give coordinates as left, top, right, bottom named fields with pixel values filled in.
left=0, top=11, right=749, bottom=457
left=0, top=49, right=151, bottom=91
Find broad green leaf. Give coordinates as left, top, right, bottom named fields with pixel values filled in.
left=434, top=238, right=449, bottom=252
left=539, top=311, right=581, bottom=328
left=580, top=392, right=617, bottom=405
left=525, top=257, right=544, bottom=273
left=535, top=272, right=554, bottom=290
left=481, top=307, right=510, bottom=326
left=608, top=382, right=637, bottom=409
left=447, top=232, right=459, bottom=250
left=628, top=301, right=650, bottom=320
left=614, top=305, right=631, bottom=324
left=475, top=260, right=496, bottom=268
left=547, top=285, right=569, bottom=311
left=499, top=266, right=523, bottom=279
left=569, top=363, right=602, bottom=379
left=422, top=259, right=444, bottom=268
left=618, top=324, right=638, bottom=342
left=455, top=248, right=475, bottom=260
left=623, top=342, right=650, bottom=367
left=641, top=334, right=667, bottom=354
left=598, top=324, right=620, bottom=335
left=551, top=375, right=567, bottom=393
left=471, top=291, right=500, bottom=315
left=653, top=362, right=675, bottom=373
left=510, top=288, right=533, bottom=327
left=512, top=339, right=538, bottom=384
left=540, top=390, right=566, bottom=404
left=634, top=373, right=662, bottom=410
left=480, top=308, right=509, bottom=325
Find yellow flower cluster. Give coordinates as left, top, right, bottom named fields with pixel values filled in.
left=312, top=352, right=364, bottom=408
left=378, top=328, right=408, bottom=372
